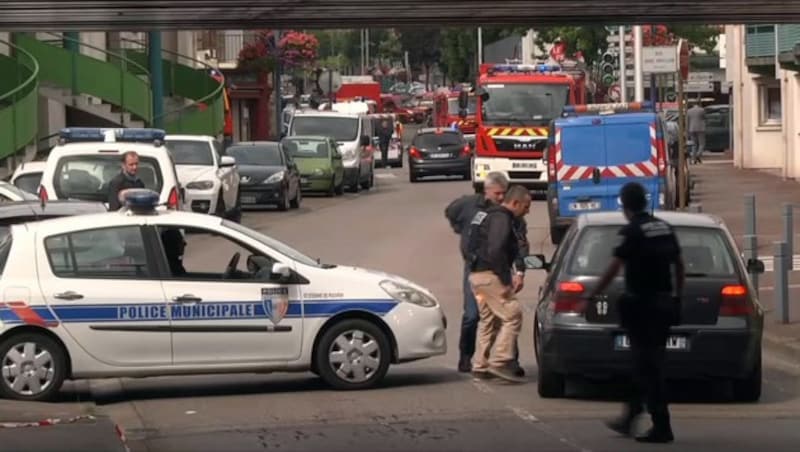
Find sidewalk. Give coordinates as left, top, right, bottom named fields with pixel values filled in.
left=689, top=152, right=800, bottom=361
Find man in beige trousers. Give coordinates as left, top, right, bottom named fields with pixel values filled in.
left=465, top=185, right=531, bottom=383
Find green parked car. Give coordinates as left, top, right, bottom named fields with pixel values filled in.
left=281, top=135, right=345, bottom=196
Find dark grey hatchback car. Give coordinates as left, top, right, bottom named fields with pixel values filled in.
left=525, top=211, right=765, bottom=402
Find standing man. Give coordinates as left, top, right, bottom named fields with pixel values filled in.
left=466, top=185, right=531, bottom=383
left=377, top=118, right=394, bottom=167
left=687, top=100, right=706, bottom=164
left=445, top=172, right=508, bottom=373
left=107, top=151, right=145, bottom=211
left=587, top=182, right=685, bottom=443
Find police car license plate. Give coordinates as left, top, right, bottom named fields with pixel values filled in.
left=241, top=195, right=256, bottom=204
left=615, top=335, right=688, bottom=350
left=570, top=201, right=600, bottom=211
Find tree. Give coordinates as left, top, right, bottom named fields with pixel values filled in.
left=534, top=26, right=609, bottom=66
left=668, top=25, right=721, bottom=54
left=398, top=29, right=442, bottom=88
left=439, top=27, right=529, bottom=84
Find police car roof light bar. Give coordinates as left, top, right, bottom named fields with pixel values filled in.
left=58, top=127, right=166, bottom=145
left=122, top=188, right=161, bottom=214
left=563, top=101, right=654, bottom=115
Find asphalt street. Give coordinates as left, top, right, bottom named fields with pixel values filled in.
left=3, top=129, right=800, bottom=452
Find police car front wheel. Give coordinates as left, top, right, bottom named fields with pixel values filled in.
left=315, top=319, right=391, bottom=390
left=0, top=332, right=67, bottom=401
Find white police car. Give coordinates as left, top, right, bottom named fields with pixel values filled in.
left=0, top=190, right=447, bottom=401
left=37, top=128, right=185, bottom=211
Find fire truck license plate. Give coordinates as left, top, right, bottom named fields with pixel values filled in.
left=512, top=162, right=537, bottom=169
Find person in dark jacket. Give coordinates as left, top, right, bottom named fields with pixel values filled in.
left=445, top=172, right=508, bottom=373
left=107, top=151, right=145, bottom=211
left=377, top=119, right=394, bottom=167
left=467, top=184, right=531, bottom=383
left=587, top=182, right=685, bottom=444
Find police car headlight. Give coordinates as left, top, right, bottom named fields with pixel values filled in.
left=265, top=171, right=285, bottom=184
left=379, top=280, right=437, bottom=308
left=186, top=180, right=214, bottom=190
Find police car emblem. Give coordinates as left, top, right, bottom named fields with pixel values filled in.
left=262, top=287, right=289, bottom=325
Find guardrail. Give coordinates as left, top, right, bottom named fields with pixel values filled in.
left=0, top=38, right=39, bottom=161
left=15, top=32, right=152, bottom=125
left=113, top=39, right=225, bottom=136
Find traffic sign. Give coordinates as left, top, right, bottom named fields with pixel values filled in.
left=318, top=69, right=342, bottom=95
left=683, top=81, right=713, bottom=92
left=642, top=46, right=678, bottom=74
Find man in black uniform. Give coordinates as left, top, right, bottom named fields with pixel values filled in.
left=587, top=182, right=685, bottom=443
left=107, top=151, right=146, bottom=211
left=376, top=119, right=394, bottom=167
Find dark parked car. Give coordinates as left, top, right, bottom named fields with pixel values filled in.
left=526, top=211, right=765, bottom=402
left=226, top=141, right=302, bottom=211
left=0, top=200, right=107, bottom=225
left=408, top=128, right=472, bottom=182
left=705, top=104, right=731, bottom=152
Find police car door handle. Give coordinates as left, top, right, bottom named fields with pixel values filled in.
left=172, top=294, right=202, bottom=303
left=54, top=291, right=84, bottom=301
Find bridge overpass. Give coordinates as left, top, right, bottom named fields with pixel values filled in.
left=1, top=0, right=799, bottom=30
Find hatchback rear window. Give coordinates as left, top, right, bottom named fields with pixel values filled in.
left=567, top=225, right=738, bottom=277
left=414, top=133, right=463, bottom=148
left=53, top=155, right=163, bottom=202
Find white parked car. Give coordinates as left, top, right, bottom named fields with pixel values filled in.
left=37, top=128, right=185, bottom=211
left=10, top=160, right=47, bottom=195
left=0, top=180, right=39, bottom=203
left=165, top=135, right=240, bottom=219
left=0, top=190, right=447, bottom=401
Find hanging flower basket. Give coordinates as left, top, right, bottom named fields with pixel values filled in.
left=237, top=30, right=319, bottom=74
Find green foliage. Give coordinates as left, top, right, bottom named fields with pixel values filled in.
left=669, top=25, right=721, bottom=53
left=534, top=26, right=609, bottom=66
left=398, top=28, right=442, bottom=71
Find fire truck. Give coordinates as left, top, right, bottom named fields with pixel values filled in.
left=432, top=91, right=478, bottom=145
left=459, top=63, right=586, bottom=193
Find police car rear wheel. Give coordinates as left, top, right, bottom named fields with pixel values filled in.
left=0, top=333, right=66, bottom=401
left=317, top=319, right=390, bottom=390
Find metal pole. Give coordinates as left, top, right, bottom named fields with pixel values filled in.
left=743, top=234, right=759, bottom=295
left=619, top=26, right=628, bottom=102
left=677, top=69, right=687, bottom=208
left=274, top=30, right=282, bottom=139
left=477, top=27, right=483, bottom=65
left=148, top=31, right=164, bottom=129
left=774, top=241, right=790, bottom=324
left=649, top=26, right=657, bottom=107
left=365, top=29, right=370, bottom=72
left=744, top=193, right=757, bottom=237
left=328, top=69, right=334, bottom=110
left=633, top=25, right=644, bottom=102
left=404, top=51, right=411, bottom=83
left=783, top=203, right=794, bottom=271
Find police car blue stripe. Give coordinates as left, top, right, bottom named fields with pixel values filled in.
left=1, top=300, right=398, bottom=324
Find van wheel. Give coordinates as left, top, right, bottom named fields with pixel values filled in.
left=550, top=226, right=565, bottom=245
left=315, top=319, right=391, bottom=390
left=0, top=333, right=67, bottom=401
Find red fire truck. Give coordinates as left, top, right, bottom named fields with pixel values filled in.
left=459, top=63, right=586, bottom=193
left=432, top=91, right=478, bottom=145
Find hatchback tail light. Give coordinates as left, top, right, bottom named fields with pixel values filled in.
left=38, top=185, right=48, bottom=203
left=167, top=186, right=180, bottom=210
left=553, top=281, right=586, bottom=313
left=409, top=147, right=422, bottom=159
left=719, top=284, right=752, bottom=316
left=461, top=144, right=471, bottom=156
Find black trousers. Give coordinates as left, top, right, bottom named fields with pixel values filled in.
left=625, top=332, right=670, bottom=429
left=379, top=142, right=390, bottom=165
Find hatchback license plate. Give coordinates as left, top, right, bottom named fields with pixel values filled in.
left=430, top=153, right=449, bottom=158
left=241, top=195, right=256, bottom=204
left=570, top=201, right=600, bottom=211
left=615, top=335, right=688, bottom=350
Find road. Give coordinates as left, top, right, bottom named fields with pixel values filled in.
left=40, top=154, right=800, bottom=452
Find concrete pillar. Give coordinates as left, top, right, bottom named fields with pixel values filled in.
left=148, top=32, right=165, bottom=129
left=0, top=32, right=10, bottom=56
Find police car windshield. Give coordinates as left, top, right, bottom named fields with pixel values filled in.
left=448, top=97, right=476, bottom=115
left=567, top=225, right=737, bottom=277
left=291, top=116, right=359, bottom=142
left=53, top=155, right=163, bottom=202
left=481, top=83, right=568, bottom=125
left=166, top=140, right=214, bottom=166
left=223, top=220, right=329, bottom=268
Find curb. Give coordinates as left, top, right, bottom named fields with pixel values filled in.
left=763, top=331, right=800, bottom=362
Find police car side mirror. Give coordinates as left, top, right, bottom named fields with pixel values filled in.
left=746, top=258, right=765, bottom=275
left=271, top=262, right=292, bottom=279
left=524, top=254, right=549, bottom=271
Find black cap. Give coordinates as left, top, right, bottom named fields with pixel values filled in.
left=619, top=182, right=647, bottom=213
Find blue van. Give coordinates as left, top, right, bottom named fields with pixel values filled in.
left=545, top=102, right=675, bottom=244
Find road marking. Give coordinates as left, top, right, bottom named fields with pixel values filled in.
left=507, top=405, right=539, bottom=423
left=757, top=283, right=800, bottom=292
left=471, top=379, right=494, bottom=394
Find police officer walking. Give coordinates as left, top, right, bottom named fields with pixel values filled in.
left=466, top=185, right=531, bottom=383
left=107, top=151, right=146, bottom=211
left=587, top=182, right=685, bottom=443
left=445, top=172, right=509, bottom=373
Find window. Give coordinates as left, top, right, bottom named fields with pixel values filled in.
left=165, top=140, right=215, bottom=166
left=566, top=226, right=737, bottom=277
left=291, top=116, right=359, bottom=142
left=45, top=226, right=150, bottom=278
left=759, top=83, right=782, bottom=125
left=156, top=226, right=286, bottom=282
left=223, top=219, right=326, bottom=268
left=226, top=145, right=284, bottom=166
left=414, top=132, right=464, bottom=148
left=13, top=173, right=42, bottom=195
left=53, top=155, right=163, bottom=202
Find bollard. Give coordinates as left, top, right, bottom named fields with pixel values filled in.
left=783, top=203, right=793, bottom=271
left=744, top=234, right=759, bottom=296
left=744, top=193, right=756, bottom=237
left=774, top=241, right=790, bottom=324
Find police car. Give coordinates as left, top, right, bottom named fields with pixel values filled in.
left=0, top=190, right=447, bottom=401
left=37, top=128, right=186, bottom=211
